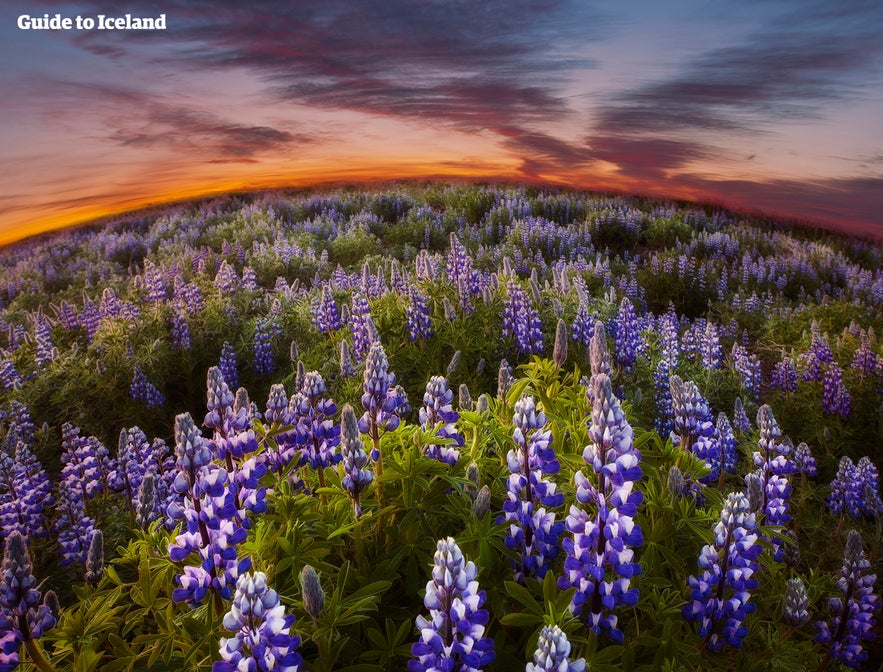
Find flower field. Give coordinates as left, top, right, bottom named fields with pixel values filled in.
left=0, top=183, right=880, bottom=670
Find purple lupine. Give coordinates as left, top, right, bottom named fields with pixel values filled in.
left=0, top=358, right=22, bottom=391
left=0, top=532, right=55, bottom=669
left=770, top=356, right=798, bottom=392
left=793, top=442, right=818, bottom=479
left=32, top=314, right=56, bottom=369
left=751, top=405, right=795, bottom=561
left=418, top=376, right=462, bottom=466
left=0, top=447, right=52, bottom=542
left=358, top=341, right=402, bottom=462
left=253, top=318, right=277, bottom=377
left=339, top=340, right=355, bottom=378
left=502, top=278, right=544, bottom=356
left=54, top=477, right=97, bottom=568
left=800, top=325, right=833, bottom=382
left=657, top=309, right=680, bottom=370
left=51, top=300, right=80, bottom=330
left=60, top=422, right=107, bottom=501
left=822, top=361, right=851, bottom=418
left=682, top=492, right=760, bottom=650
left=714, top=413, right=738, bottom=477
left=213, top=571, right=302, bottom=672
left=783, top=577, right=810, bottom=626
left=611, top=297, right=644, bottom=374
left=312, top=284, right=342, bottom=334
left=571, top=302, right=594, bottom=350
left=526, top=625, right=586, bottom=672
left=500, top=395, right=563, bottom=583
left=670, top=376, right=720, bottom=482
left=262, top=384, right=303, bottom=478
left=141, top=259, right=167, bottom=303
left=850, top=333, right=878, bottom=381
left=169, top=310, right=191, bottom=350
left=653, top=360, right=675, bottom=437
left=731, top=344, right=761, bottom=402
left=406, top=285, right=433, bottom=342
left=814, top=530, right=879, bottom=668
left=856, top=457, right=883, bottom=517
left=218, top=341, right=239, bottom=391
left=827, top=457, right=863, bottom=519
left=214, top=261, right=239, bottom=294
left=294, top=371, right=342, bottom=475
left=446, top=234, right=479, bottom=298
left=350, top=292, right=375, bottom=362
left=340, top=404, right=372, bottom=519
left=409, top=537, right=495, bottom=672
left=732, top=398, right=751, bottom=434
left=167, top=413, right=251, bottom=606
left=699, top=322, right=722, bottom=370
left=130, top=365, right=165, bottom=409
left=560, top=373, right=642, bottom=643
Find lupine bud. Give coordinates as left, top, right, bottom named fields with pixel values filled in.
left=498, top=359, right=513, bottom=398
left=745, top=472, right=763, bottom=513
left=135, top=472, right=157, bottom=529
left=85, top=530, right=104, bottom=585
left=476, top=358, right=486, bottom=376
left=472, top=485, right=490, bottom=518
left=233, top=388, right=251, bottom=417
left=667, top=465, right=684, bottom=498
left=295, top=360, right=306, bottom=393
left=783, top=578, right=810, bottom=626
left=553, top=319, right=568, bottom=368
left=589, top=322, right=610, bottom=377
left=289, top=341, right=299, bottom=363
left=526, top=624, right=586, bottom=672
left=476, top=394, right=490, bottom=414
left=459, top=384, right=473, bottom=411
left=300, top=565, right=325, bottom=622
left=465, top=462, right=480, bottom=498
left=782, top=529, right=800, bottom=569
left=43, top=590, right=60, bottom=620
left=447, top=350, right=461, bottom=378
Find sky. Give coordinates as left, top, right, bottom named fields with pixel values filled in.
left=1, top=0, right=882, bottom=245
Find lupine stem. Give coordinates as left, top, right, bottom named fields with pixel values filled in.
left=24, top=639, right=57, bottom=672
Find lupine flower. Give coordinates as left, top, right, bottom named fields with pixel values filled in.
left=752, top=405, right=795, bottom=561
left=682, top=492, right=760, bottom=650
left=699, top=322, right=722, bottom=370
left=293, top=372, right=341, bottom=479
left=409, top=537, right=495, bottom=672
left=669, top=376, right=720, bottom=482
left=350, top=292, right=375, bottom=362
left=732, top=398, right=751, bottom=433
left=0, top=439, right=52, bottom=541
left=130, top=365, right=165, bottom=408
left=0, top=358, right=23, bottom=391
left=714, top=413, right=738, bottom=477
left=359, top=342, right=402, bottom=461
left=0, top=532, right=55, bottom=667
left=500, top=395, right=563, bottom=583
left=419, top=376, right=463, bottom=466
left=793, top=442, right=818, bottom=478
left=312, top=284, right=342, bottom=334
left=406, top=285, right=434, bottom=342
left=850, top=333, right=878, bottom=380
left=32, top=313, right=56, bottom=369
left=770, top=356, right=798, bottom=392
left=502, top=279, right=544, bottom=356
left=218, top=341, right=240, bottom=392
left=822, top=361, right=851, bottom=418
left=827, top=457, right=862, bottom=519
left=783, top=577, right=810, bottom=626
left=498, top=359, right=514, bottom=398
left=339, top=404, right=372, bottom=519
left=213, top=571, right=302, bottom=672
left=653, top=360, right=674, bottom=437
left=526, top=625, right=586, bottom=672
left=814, top=530, right=879, bottom=668
left=169, top=310, right=191, bottom=350
left=856, top=457, right=883, bottom=516
left=560, top=373, right=642, bottom=642
left=54, top=477, right=97, bottom=568
left=571, top=302, right=594, bottom=350
left=167, top=413, right=250, bottom=606
left=611, top=297, right=643, bottom=374
left=731, top=344, right=762, bottom=401
left=253, top=318, right=277, bottom=376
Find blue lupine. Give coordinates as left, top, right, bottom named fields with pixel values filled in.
left=732, top=398, right=751, bottom=434
left=32, top=314, right=56, bottom=369
left=60, top=422, right=111, bottom=501
left=714, top=413, right=738, bottom=477
left=54, top=477, right=97, bottom=568
left=856, top=457, right=883, bottom=516
left=827, top=457, right=863, bottom=519
left=783, top=578, right=810, bottom=627
left=814, top=530, right=879, bottom=668
left=500, top=395, right=563, bottom=583
left=682, top=492, right=760, bottom=650
left=295, top=371, right=342, bottom=472
left=0, top=359, right=22, bottom=391
left=526, top=625, right=586, bottom=672
left=793, top=442, right=818, bottom=479
left=169, top=310, right=191, bottom=350
left=406, top=285, right=434, bottom=342
left=560, top=373, right=642, bottom=642
left=699, top=322, right=722, bottom=370
left=130, top=365, right=165, bottom=409
left=502, top=279, right=544, bottom=356
left=770, top=356, right=798, bottom=392
left=340, top=404, right=372, bottom=519
left=0, top=448, right=52, bottom=542
left=213, top=571, right=302, bottom=672
left=657, top=309, right=680, bottom=369
left=571, top=302, right=594, bottom=349
left=800, top=324, right=833, bottom=382
left=141, top=258, right=167, bottom=303
left=0, top=532, right=55, bottom=668
left=253, top=318, right=277, bottom=377
left=339, top=340, right=356, bottom=378
left=312, top=284, right=342, bottom=334
left=653, top=360, right=674, bottom=437
left=359, top=341, right=402, bottom=462
left=350, top=292, right=375, bottom=362
left=167, top=413, right=250, bottom=606
left=611, top=297, right=643, bottom=374
left=850, top=333, right=878, bottom=380
left=752, top=405, right=795, bottom=561
left=731, top=344, right=761, bottom=402
left=218, top=341, right=239, bottom=391
left=409, top=537, right=495, bottom=672
left=822, top=361, right=851, bottom=418
left=670, top=376, right=720, bottom=482
left=419, top=376, right=462, bottom=466
left=214, top=261, right=239, bottom=294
